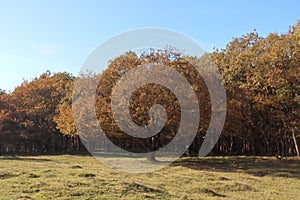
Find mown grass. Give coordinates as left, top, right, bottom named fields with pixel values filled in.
left=0, top=155, right=299, bottom=199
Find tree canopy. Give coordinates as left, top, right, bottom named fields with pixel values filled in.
left=0, top=21, right=299, bottom=156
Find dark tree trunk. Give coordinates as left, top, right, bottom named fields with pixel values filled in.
left=147, top=136, right=157, bottom=162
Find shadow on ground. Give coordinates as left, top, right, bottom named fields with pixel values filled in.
left=173, top=156, right=300, bottom=179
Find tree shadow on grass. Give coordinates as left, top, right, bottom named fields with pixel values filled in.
left=173, top=156, right=300, bottom=179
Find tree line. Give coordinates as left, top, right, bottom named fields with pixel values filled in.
left=0, top=21, right=299, bottom=156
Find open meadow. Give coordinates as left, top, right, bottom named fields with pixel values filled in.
left=0, top=1, right=299, bottom=200
left=0, top=155, right=299, bottom=199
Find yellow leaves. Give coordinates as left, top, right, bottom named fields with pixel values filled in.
left=21, top=119, right=34, bottom=128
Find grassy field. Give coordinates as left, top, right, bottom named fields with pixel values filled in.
left=0, top=155, right=299, bottom=199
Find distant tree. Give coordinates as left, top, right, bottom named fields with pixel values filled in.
left=4, top=71, right=75, bottom=153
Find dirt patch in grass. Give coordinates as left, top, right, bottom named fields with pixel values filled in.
left=28, top=173, right=40, bottom=178
left=71, top=165, right=83, bottom=169
left=0, top=172, right=19, bottom=179
left=199, top=188, right=226, bottom=197
left=122, top=182, right=170, bottom=198
left=79, top=173, right=96, bottom=178
left=217, top=182, right=256, bottom=192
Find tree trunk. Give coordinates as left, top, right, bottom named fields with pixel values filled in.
left=147, top=152, right=157, bottom=162
left=292, top=128, right=299, bottom=157
left=64, top=136, right=69, bottom=153
left=147, top=136, right=157, bottom=162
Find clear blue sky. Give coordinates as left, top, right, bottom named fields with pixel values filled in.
left=0, top=0, right=299, bottom=92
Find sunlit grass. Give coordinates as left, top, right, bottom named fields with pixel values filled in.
left=0, top=155, right=299, bottom=199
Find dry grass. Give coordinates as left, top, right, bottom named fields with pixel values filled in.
left=0, top=155, right=299, bottom=199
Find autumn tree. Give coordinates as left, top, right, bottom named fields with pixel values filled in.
left=2, top=71, right=76, bottom=153
left=90, top=48, right=212, bottom=160
left=212, top=20, right=300, bottom=156
left=0, top=21, right=299, bottom=157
